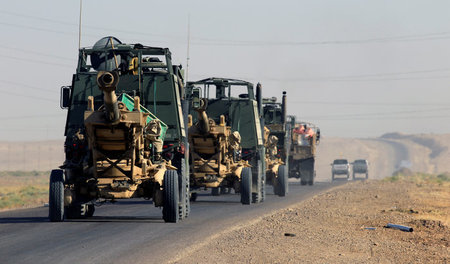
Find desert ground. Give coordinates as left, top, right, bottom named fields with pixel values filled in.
left=173, top=176, right=449, bottom=264
left=0, top=133, right=449, bottom=263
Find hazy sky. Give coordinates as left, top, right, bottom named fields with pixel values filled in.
left=1, top=0, right=450, bottom=141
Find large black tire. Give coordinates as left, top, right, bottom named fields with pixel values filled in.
left=300, top=158, right=315, bottom=186
left=178, top=170, right=186, bottom=220
left=308, top=171, right=315, bottom=185
left=307, top=160, right=315, bottom=186
left=86, top=204, right=95, bottom=217
left=366, top=173, right=369, bottom=179
left=277, top=165, right=288, bottom=197
left=240, top=167, right=252, bottom=205
left=176, top=157, right=190, bottom=218
left=331, top=173, right=335, bottom=181
left=49, top=169, right=64, bottom=222
left=190, top=192, right=198, bottom=202
left=300, top=178, right=307, bottom=185
left=252, top=155, right=265, bottom=203
left=261, top=169, right=266, bottom=202
left=163, top=170, right=179, bottom=223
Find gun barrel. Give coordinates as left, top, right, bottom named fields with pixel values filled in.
left=97, top=71, right=120, bottom=123
left=193, top=98, right=210, bottom=133
left=196, top=108, right=210, bottom=134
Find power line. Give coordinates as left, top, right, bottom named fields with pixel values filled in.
left=190, top=32, right=450, bottom=46
left=3, top=9, right=450, bottom=46
left=288, top=100, right=449, bottom=107
left=0, top=114, right=63, bottom=121
left=0, top=79, right=59, bottom=94
left=305, top=107, right=450, bottom=119
left=268, top=68, right=450, bottom=82
left=0, top=44, right=74, bottom=61
left=0, top=88, right=58, bottom=102
left=0, top=10, right=183, bottom=40
left=1, top=53, right=73, bottom=68
left=309, top=114, right=450, bottom=121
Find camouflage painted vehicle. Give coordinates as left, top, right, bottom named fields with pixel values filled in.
left=262, top=91, right=289, bottom=196
left=187, top=89, right=252, bottom=204
left=288, top=117, right=320, bottom=185
left=186, top=78, right=266, bottom=203
left=51, top=37, right=189, bottom=222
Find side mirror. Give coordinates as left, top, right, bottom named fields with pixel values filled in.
left=60, top=86, right=71, bottom=109
left=192, top=87, right=201, bottom=109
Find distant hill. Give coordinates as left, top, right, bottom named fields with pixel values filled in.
left=315, top=133, right=450, bottom=181
left=1, top=134, right=450, bottom=179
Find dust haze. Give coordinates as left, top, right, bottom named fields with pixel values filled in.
left=1, top=0, right=450, bottom=141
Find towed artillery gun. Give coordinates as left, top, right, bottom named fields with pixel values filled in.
left=288, top=117, right=320, bottom=185
left=262, top=90, right=289, bottom=196
left=187, top=89, right=252, bottom=204
left=186, top=78, right=266, bottom=203
left=50, top=37, right=189, bottom=222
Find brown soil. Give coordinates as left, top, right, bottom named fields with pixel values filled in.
left=174, top=180, right=449, bottom=264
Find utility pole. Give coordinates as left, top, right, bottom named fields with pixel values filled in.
left=78, top=0, right=83, bottom=49
left=186, top=14, right=191, bottom=82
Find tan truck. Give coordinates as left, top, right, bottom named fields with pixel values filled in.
left=288, top=118, right=320, bottom=185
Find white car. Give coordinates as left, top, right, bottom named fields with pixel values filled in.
left=331, top=159, right=350, bottom=180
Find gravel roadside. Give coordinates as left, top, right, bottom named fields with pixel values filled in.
left=175, top=179, right=449, bottom=263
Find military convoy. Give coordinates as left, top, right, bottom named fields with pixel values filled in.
left=288, top=117, right=320, bottom=185
left=50, top=36, right=323, bottom=222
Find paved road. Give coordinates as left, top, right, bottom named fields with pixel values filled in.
left=0, top=180, right=345, bottom=264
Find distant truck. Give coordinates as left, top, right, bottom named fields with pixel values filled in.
left=352, top=159, right=369, bottom=179
left=288, top=117, right=320, bottom=185
left=331, top=159, right=351, bottom=180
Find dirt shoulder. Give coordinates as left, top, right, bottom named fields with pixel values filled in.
left=174, top=177, right=449, bottom=263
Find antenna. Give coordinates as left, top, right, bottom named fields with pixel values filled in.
left=78, top=0, right=83, bottom=49
left=186, top=14, right=190, bottom=81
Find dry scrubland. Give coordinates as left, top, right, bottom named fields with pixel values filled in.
left=174, top=173, right=450, bottom=264
left=0, top=171, right=49, bottom=211
left=0, top=140, right=62, bottom=210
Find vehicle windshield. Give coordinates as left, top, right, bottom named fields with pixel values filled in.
left=334, top=159, right=348, bottom=164
left=354, top=160, right=367, bottom=164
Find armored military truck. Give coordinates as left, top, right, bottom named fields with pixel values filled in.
left=187, top=90, right=252, bottom=204
left=288, top=117, right=320, bottom=185
left=51, top=37, right=189, bottom=222
left=262, top=91, right=289, bottom=196
left=186, top=78, right=266, bottom=203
